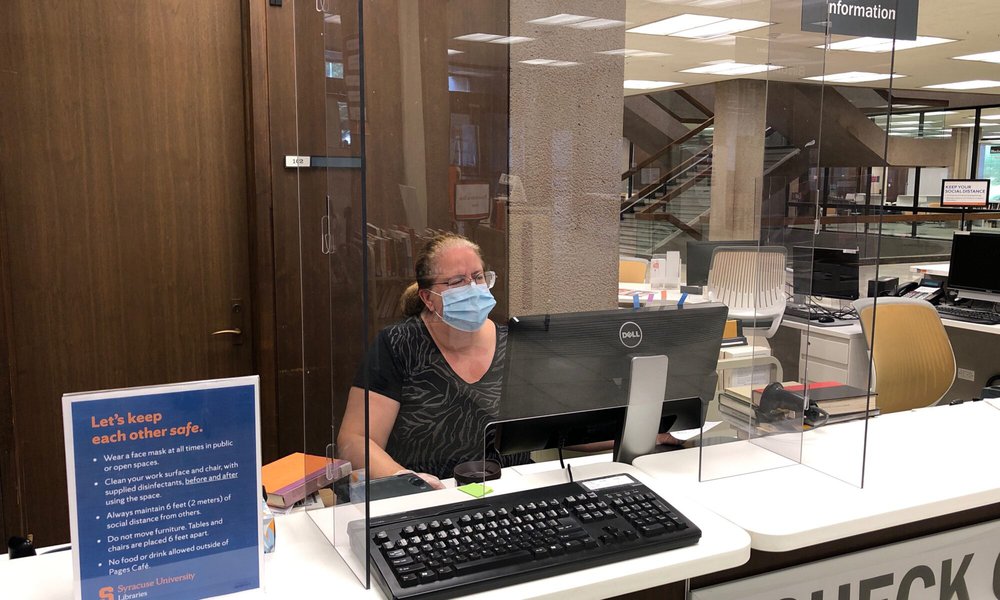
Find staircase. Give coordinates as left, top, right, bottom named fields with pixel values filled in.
left=620, top=149, right=713, bottom=258
left=620, top=135, right=799, bottom=259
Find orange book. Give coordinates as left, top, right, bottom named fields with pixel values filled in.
left=262, top=452, right=351, bottom=508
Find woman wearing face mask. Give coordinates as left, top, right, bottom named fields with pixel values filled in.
left=338, top=233, right=528, bottom=489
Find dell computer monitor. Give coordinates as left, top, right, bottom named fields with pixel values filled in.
left=489, top=303, right=729, bottom=456
left=792, top=246, right=860, bottom=300
left=947, top=231, right=1000, bottom=303
left=686, top=240, right=758, bottom=286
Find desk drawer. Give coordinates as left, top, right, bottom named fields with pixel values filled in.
left=799, top=360, right=849, bottom=385
left=800, top=332, right=850, bottom=364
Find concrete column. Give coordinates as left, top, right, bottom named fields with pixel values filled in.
left=507, top=1, right=625, bottom=315
left=709, top=79, right=767, bottom=241
left=951, top=128, right=974, bottom=179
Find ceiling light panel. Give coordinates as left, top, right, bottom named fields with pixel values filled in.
left=519, top=59, right=580, bottom=66
left=804, top=71, right=899, bottom=83
left=624, top=80, right=683, bottom=90
left=569, top=18, right=625, bottom=29
left=682, top=61, right=781, bottom=75
left=455, top=33, right=503, bottom=42
left=953, top=51, right=1000, bottom=64
left=670, top=18, right=770, bottom=39
left=527, top=13, right=594, bottom=25
left=489, top=36, right=534, bottom=44
left=627, top=14, right=723, bottom=36
left=818, top=36, right=954, bottom=53
left=923, top=80, right=1000, bottom=90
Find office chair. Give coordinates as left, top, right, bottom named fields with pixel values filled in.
left=706, top=246, right=787, bottom=339
left=853, top=297, right=956, bottom=414
left=619, top=256, right=649, bottom=284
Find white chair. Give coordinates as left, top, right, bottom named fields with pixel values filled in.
left=619, top=256, right=649, bottom=284
left=706, top=246, right=787, bottom=339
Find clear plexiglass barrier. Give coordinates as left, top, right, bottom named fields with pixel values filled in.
left=278, top=0, right=1000, bottom=592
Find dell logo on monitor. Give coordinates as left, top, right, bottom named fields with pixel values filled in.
left=619, top=321, right=643, bottom=348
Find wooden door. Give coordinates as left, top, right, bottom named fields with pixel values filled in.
left=0, top=0, right=255, bottom=545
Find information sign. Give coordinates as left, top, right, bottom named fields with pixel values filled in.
left=941, top=179, right=991, bottom=207
left=802, top=0, right=919, bottom=40
left=62, top=376, right=261, bottom=600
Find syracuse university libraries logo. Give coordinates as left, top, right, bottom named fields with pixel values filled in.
left=619, top=321, right=643, bottom=348
left=98, top=587, right=114, bottom=600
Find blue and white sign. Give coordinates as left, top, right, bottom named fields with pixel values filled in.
left=63, top=376, right=261, bottom=600
left=802, top=0, right=919, bottom=41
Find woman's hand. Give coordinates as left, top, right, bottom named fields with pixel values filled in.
left=394, top=469, right=445, bottom=490
left=656, top=432, right=683, bottom=446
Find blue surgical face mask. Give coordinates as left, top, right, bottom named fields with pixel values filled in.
left=431, top=283, right=497, bottom=332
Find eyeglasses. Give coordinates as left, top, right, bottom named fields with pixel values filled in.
left=431, top=271, right=496, bottom=290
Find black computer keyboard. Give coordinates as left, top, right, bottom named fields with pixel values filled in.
left=936, top=304, right=1000, bottom=325
left=355, top=473, right=701, bottom=599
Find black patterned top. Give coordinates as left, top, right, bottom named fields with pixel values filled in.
left=353, top=316, right=528, bottom=479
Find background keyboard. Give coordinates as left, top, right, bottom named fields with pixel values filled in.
left=355, top=473, right=701, bottom=599
left=936, top=304, right=1000, bottom=325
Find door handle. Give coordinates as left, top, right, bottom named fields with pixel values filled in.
left=212, top=299, right=245, bottom=346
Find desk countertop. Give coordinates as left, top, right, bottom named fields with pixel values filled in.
left=2, top=463, right=750, bottom=600
left=633, top=400, right=1000, bottom=553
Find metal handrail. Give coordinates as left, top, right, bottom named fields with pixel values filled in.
left=622, top=117, right=714, bottom=181
left=621, top=146, right=713, bottom=214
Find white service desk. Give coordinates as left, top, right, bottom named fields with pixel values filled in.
left=2, top=462, right=750, bottom=600
left=633, top=400, right=1000, bottom=587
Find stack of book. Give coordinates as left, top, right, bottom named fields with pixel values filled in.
left=261, top=452, right=352, bottom=509
left=719, top=380, right=878, bottom=428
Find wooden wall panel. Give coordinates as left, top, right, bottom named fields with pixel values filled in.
left=245, top=0, right=279, bottom=463
left=0, top=0, right=254, bottom=544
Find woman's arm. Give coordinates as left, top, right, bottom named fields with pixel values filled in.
left=338, top=386, right=404, bottom=478
left=338, top=386, right=446, bottom=489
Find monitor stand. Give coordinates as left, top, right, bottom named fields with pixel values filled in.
left=615, top=355, right=669, bottom=465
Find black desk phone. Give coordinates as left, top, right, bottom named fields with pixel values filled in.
left=895, top=279, right=943, bottom=303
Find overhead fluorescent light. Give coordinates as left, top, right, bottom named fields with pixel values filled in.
left=527, top=13, right=594, bottom=25
left=950, top=122, right=1000, bottom=127
left=519, top=59, right=580, bottom=66
left=489, top=36, right=534, bottom=44
left=447, top=49, right=463, bottom=55
left=890, top=126, right=920, bottom=131
left=597, top=48, right=669, bottom=57
left=803, top=71, right=900, bottom=83
left=455, top=33, right=503, bottom=42
left=817, top=36, right=954, bottom=53
left=923, top=80, right=1000, bottom=90
left=570, top=18, right=625, bottom=30
left=627, top=14, right=723, bottom=36
left=889, top=120, right=921, bottom=125
left=624, top=80, right=683, bottom=90
left=979, top=115, right=1000, bottom=120
left=670, top=18, right=770, bottom=39
left=682, top=60, right=780, bottom=75
left=924, top=110, right=957, bottom=116
left=953, top=51, right=1000, bottom=64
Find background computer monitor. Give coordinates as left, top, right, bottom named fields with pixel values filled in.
left=489, top=303, right=729, bottom=456
left=792, top=246, right=860, bottom=300
left=686, top=240, right=758, bottom=286
left=947, top=231, right=1000, bottom=303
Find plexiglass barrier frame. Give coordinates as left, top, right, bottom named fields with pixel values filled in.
left=281, top=0, right=1000, bottom=591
